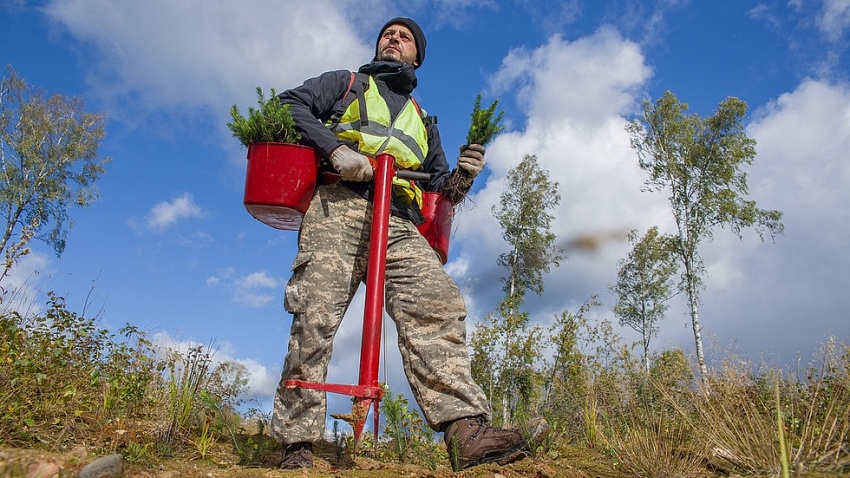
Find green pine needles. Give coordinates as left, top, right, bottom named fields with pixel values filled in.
left=227, top=87, right=300, bottom=147
left=466, top=93, right=505, bottom=146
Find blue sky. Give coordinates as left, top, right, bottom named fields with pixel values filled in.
left=2, top=0, right=849, bottom=426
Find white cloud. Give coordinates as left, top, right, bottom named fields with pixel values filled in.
left=236, top=271, right=278, bottom=290
left=143, top=192, right=204, bottom=231
left=452, top=29, right=664, bottom=322
left=818, top=0, right=850, bottom=41
left=748, top=79, right=850, bottom=241
left=205, top=266, right=233, bottom=287
left=490, top=27, right=651, bottom=127
left=207, top=268, right=279, bottom=308
left=42, top=0, right=376, bottom=125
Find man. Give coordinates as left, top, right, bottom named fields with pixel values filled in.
left=271, top=17, right=532, bottom=471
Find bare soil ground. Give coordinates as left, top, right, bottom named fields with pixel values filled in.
left=1, top=440, right=624, bottom=478
left=3, top=440, right=848, bottom=477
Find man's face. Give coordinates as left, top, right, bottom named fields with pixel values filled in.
left=377, top=24, right=418, bottom=66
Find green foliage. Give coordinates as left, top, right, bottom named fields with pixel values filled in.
left=161, top=346, right=213, bottom=444
left=469, top=317, right=499, bottom=399
left=775, top=380, right=791, bottom=478
left=471, top=154, right=562, bottom=427
left=0, top=289, right=255, bottom=466
left=611, top=226, right=679, bottom=370
left=611, top=338, right=850, bottom=476
left=649, top=348, right=693, bottom=392
left=493, top=154, right=562, bottom=302
left=545, top=307, right=590, bottom=424
left=158, top=344, right=248, bottom=449
left=332, top=420, right=347, bottom=463
left=379, top=387, right=442, bottom=469
left=0, top=292, right=156, bottom=447
left=188, top=420, right=217, bottom=461
left=543, top=297, right=626, bottom=447
left=465, top=93, right=505, bottom=146
left=627, top=90, right=784, bottom=381
left=124, top=440, right=151, bottom=463
left=775, top=337, right=850, bottom=473
left=3, top=290, right=850, bottom=475
left=227, top=87, right=300, bottom=147
left=471, top=306, right=545, bottom=427
left=0, top=65, right=109, bottom=274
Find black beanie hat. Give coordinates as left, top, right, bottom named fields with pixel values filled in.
left=374, top=17, right=426, bottom=68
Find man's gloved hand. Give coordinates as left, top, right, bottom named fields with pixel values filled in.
left=329, top=145, right=373, bottom=181
left=458, top=144, right=486, bottom=178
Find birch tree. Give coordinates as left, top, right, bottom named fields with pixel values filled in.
left=493, top=154, right=562, bottom=305
left=610, top=226, right=678, bottom=371
left=626, top=91, right=783, bottom=382
left=0, top=65, right=109, bottom=283
left=470, top=154, right=561, bottom=424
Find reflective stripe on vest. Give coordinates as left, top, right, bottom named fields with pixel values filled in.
left=328, top=76, right=428, bottom=207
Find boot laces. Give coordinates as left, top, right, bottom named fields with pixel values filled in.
left=467, top=415, right=512, bottom=439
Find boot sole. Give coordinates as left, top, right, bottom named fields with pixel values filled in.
left=457, top=444, right=529, bottom=471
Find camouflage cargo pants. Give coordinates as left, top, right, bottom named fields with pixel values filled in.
left=271, top=183, right=490, bottom=444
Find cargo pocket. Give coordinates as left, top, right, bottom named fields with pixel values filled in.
left=284, top=251, right=313, bottom=314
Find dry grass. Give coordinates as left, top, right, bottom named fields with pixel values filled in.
left=600, top=384, right=706, bottom=478
left=689, top=362, right=782, bottom=475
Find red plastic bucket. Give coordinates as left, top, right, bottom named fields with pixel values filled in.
left=243, top=142, right=320, bottom=230
left=417, top=192, right=453, bottom=264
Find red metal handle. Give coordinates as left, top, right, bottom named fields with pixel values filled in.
left=359, top=154, right=394, bottom=391
left=283, top=379, right=383, bottom=399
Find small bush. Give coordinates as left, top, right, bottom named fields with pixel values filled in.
left=0, top=292, right=157, bottom=448
left=379, top=387, right=445, bottom=469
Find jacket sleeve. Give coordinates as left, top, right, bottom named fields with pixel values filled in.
left=278, top=70, right=351, bottom=158
left=420, top=121, right=450, bottom=193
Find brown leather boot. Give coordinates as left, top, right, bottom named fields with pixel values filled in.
left=442, top=415, right=528, bottom=471
left=279, top=442, right=313, bottom=469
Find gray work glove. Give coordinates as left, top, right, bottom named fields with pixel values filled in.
left=329, top=145, right=373, bottom=181
left=458, top=144, right=486, bottom=178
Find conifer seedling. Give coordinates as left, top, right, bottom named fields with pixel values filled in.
left=227, top=87, right=301, bottom=147
left=466, top=94, right=505, bottom=146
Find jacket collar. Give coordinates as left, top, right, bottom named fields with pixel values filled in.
left=358, top=61, right=417, bottom=94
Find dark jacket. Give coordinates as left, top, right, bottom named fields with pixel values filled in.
left=279, top=63, right=463, bottom=225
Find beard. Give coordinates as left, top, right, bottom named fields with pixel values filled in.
left=379, top=51, right=400, bottom=62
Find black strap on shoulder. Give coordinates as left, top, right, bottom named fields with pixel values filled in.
left=328, top=72, right=370, bottom=128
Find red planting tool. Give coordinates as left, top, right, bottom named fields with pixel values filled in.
left=284, top=153, right=430, bottom=450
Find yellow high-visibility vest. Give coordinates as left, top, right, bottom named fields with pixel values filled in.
left=328, top=75, right=428, bottom=208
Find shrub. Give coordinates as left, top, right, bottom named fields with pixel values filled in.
left=0, top=292, right=157, bottom=448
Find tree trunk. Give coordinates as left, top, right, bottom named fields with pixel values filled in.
left=501, top=247, right=519, bottom=426
left=686, top=271, right=708, bottom=383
